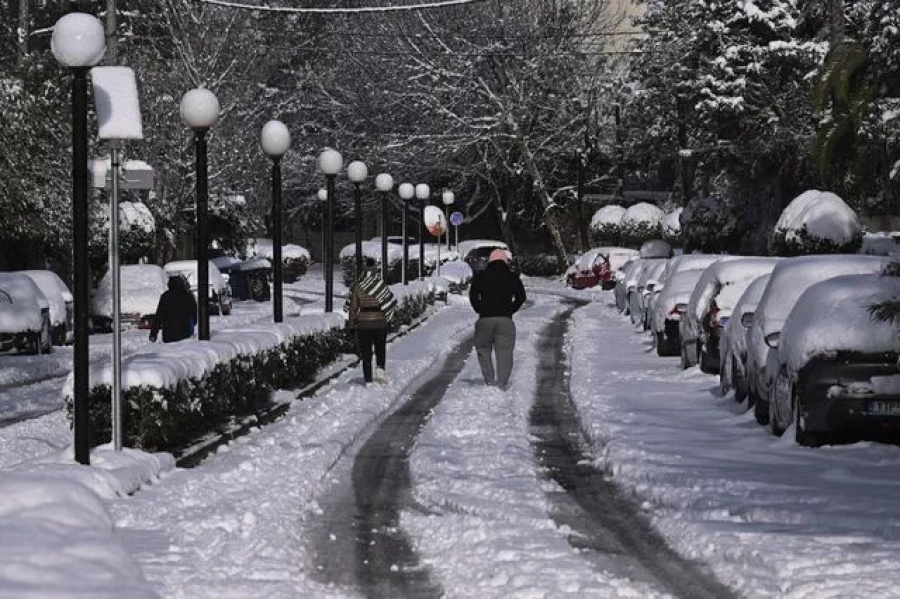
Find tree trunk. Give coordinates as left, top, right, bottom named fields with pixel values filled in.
left=17, top=0, right=28, bottom=66
left=514, top=126, right=568, bottom=265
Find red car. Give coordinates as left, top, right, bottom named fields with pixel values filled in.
left=569, top=247, right=640, bottom=290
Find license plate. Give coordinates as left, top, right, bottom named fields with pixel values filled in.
left=866, top=401, right=900, bottom=415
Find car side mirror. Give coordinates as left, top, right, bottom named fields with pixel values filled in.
left=741, top=312, right=754, bottom=327
left=764, top=332, right=780, bottom=348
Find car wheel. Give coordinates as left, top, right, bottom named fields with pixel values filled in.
left=40, top=318, right=52, bottom=354
left=770, top=397, right=785, bottom=437
left=733, top=358, right=747, bottom=404
left=753, top=393, right=769, bottom=426
left=794, top=390, right=822, bottom=447
left=221, top=301, right=232, bottom=316
left=680, top=344, right=689, bottom=370
left=719, top=373, right=729, bottom=397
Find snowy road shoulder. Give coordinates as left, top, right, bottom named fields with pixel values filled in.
left=568, top=297, right=900, bottom=598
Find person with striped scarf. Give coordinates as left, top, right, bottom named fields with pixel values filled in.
left=345, top=258, right=397, bottom=385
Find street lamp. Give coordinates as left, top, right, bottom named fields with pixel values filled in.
left=317, top=187, right=327, bottom=281
left=442, top=189, right=455, bottom=251
left=415, top=184, right=430, bottom=279
left=52, top=10, right=106, bottom=466
left=260, top=120, right=291, bottom=323
left=398, top=182, right=414, bottom=285
left=318, top=149, right=343, bottom=312
left=347, top=160, right=368, bottom=279
left=375, top=173, right=394, bottom=282
left=180, top=87, right=220, bottom=341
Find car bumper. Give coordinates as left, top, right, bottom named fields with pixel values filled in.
left=797, top=354, right=900, bottom=433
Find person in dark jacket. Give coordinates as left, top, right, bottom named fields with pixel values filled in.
left=468, top=249, right=526, bottom=390
left=149, top=275, right=198, bottom=343
left=345, top=258, right=397, bottom=385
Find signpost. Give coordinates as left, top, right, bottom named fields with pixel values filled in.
left=449, top=211, right=463, bottom=252
left=91, top=66, right=146, bottom=452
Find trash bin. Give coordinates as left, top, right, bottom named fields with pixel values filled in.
left=229, top=258, right=272, bottom=301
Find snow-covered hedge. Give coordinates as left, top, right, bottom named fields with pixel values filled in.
left=64, top=283, right=436, bottom=452
left=247, top=238, right=311, bottom=282
left=770, top=190, right=863, bottom=256
left=619, top=202, right=665, bottom=247
left=589, top=205, right=627, bottom=245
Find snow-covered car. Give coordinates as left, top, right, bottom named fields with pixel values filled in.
left=0, top=272, right=52, bottom=354
left=91, top=264, right=168, bottom=333
left=646, top=253, right=728, bottom=328
left=745, top=254, right=891, bottom=426
left=592, top=247, right=640, bottom=290
left=566, top=247, right=607, bottom=289
left=719, top=273, right=771, bottom=401
left=678, top=258, right=779, bottom=373
left=651, top=268, right=706, bottom=357
left=628, top=258, right=668, bottom=329
left=614, top=257, right=643, bottom=312
left=638, top=239, right=674, bottom=259
left=458, top=239, right=510, bottom=273
left=164, top=260, right=232, bottom=316
left=769, top=274, right=900, bottom=446
left=19, top=270, right=73, bottom=345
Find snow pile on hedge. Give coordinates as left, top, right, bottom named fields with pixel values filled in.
left=620, top=202, right=664, bottom=246
left=771, top=190, right=862, bottom=256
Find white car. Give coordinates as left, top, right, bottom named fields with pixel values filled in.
left=629, top=258, right=668, bottom=329
left=164, top=260, right=232, bottom=316
left=0, top=272, right=52, bottom=354
left=719, top=273, right=771, bottom=401
left=92, top=264, right=168, bottom=332
left=19, top=270, right=73, bottom=345
left=678, top=258, right=779, bottom=372
left=650, top=268, right=706, bottom=357
left=745, top=254, right=891, bottom=426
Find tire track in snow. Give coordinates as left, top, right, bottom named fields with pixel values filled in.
left=351, top=335, right=475, bottom=599
left=530, top=307, right=741, bottom=599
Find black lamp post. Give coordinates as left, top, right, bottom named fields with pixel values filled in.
left=347, top=160, right=368, bottom=280
left=180, top=88, right=220, bottom=341
left=398, top=183, right=414, bottom=285
left=52, top=10, right=106, bottom=466
left=318, top=149, right=343, bottom=312
left=261, top=120, right=291, bottom=322
left=375, top=173, right=394, bottom=282
left=442, top=189, right=455, bottom=251
left=415, top=183, right=430, bottom=279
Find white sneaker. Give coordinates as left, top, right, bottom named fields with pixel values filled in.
left=374, top=368, right=388, bottom=384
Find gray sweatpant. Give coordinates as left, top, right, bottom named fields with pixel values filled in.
left=474, top=316, right=517, bottom=387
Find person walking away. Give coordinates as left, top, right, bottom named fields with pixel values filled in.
left=468, top=249, right=526, bottom=390
left=149, top=275, right=198, bottom=343
left=345, top=258, right=397, bottom=385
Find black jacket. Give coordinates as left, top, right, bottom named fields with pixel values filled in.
left=469, top=260, right=526, bottom=318
left=151, top=278, right=198, bottom=343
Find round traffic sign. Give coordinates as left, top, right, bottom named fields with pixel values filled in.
left=450, top=211, right=464, bottom=226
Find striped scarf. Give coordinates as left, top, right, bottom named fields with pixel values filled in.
left=345, top=270, right=397, bottom=320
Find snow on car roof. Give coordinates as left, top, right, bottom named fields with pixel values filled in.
left=658, top=253, right=731, bottom=288
left=0, top=273, right=48, bottom=332
left=93, top=264, right=167, bottom=317
left=652, top=268, right=705, bottom=332
left=456, top=239, right=508, bottom=259
left=687, top=258, right=780, bottom=319
left=19, top=270, right=71, bottom=325
left=756, top=254, right=891, bottom=335
left=779, top=274, right=900, bottom=375
left=164, top=260, right=225, bottom=289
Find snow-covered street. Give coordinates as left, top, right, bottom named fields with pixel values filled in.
left=3, top=277, right=900, bottom=597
